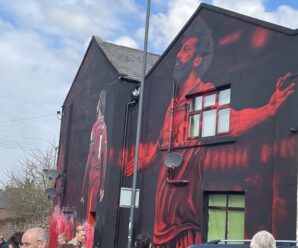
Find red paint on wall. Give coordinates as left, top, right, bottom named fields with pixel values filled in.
left=205, top=146, right=249, bottom=171
left=277, top=137, right=296, bottom=158
left=244, top=175, right=263, bottom=188
left=218, top=31, right=241, bottom=46
left=272, top=192, right=287, bottom=219
left=205, top=137, right=296, bottom=172
left=48, top=206, right=75, bottom=248
left=227, top=146, right=234, bottom=169
left=110, top=146, right=115, bottom=161
left=220, top=149, right=227, bottom=170
left=48, top=206, right=95, bottom=248
left=261, top=143, right=272, bottom=163
left=251, top=28, right=269, bottom=49
left=261, top=138, right=296, bottom=163
left=82, top=221, right=95, bottom=248
left=125, top=142, right=158, bottom=176
left=272, top=174, right=288, bottom=235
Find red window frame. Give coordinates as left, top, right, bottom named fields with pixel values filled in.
left=187, top=88, right=230, bottom=139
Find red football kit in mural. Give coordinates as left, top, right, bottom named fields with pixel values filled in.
left=154, top=76, right=294, bottom=248
left=82, top=114, right=107, bottom=223
left=126, top=16, right=295, bottom=248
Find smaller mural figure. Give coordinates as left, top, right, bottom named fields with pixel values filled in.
left=81, top=90, right=108, bottom=223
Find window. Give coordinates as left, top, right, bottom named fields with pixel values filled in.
left=207, top=193, right=245, bottom=242
left=188, top=88, right=230, bottom=138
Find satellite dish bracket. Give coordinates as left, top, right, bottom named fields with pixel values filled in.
left=164, top=152, right=189, bottom=186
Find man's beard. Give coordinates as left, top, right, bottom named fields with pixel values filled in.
left=173, top=59, right=193, bottom=84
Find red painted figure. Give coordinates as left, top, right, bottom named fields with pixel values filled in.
left=126, top=16, right=295, bottom=248
left=81, top=90, right=107, bottom=225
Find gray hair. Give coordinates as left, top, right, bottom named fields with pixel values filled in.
left=23, top=227, right=48, bottom=243
left=250, top=230, right=276, bottom=248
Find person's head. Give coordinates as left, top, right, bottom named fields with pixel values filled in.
left=74, top=226, right=85, bottom=243
left=21, top=227, right=47, bottom=248
left=173, top=16, right=214, bottom=83
left=7, top=231, right=23, bottom=248
left=96, top=90, right=107, bottom=116
left=250, top=230, right=276, bottom=248
left=134, top=233, right=152, bottom=248
left=57, top=233, right=68, bottom=246
left=0, top=236, right=4, bottom=242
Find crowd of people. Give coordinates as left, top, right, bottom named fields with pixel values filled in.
left=0, top=228, right=277, bottom=248
left=0, top=226, right=83, bottom=248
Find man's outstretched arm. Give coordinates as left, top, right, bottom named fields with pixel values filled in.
left=230, top=72, right=295, bottom=136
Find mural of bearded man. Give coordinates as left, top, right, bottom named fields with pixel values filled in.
left=125, top=16, right=295, bottom=248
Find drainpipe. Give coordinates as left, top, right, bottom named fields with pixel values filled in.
left=114, top=98, right=137, bottom=247
left=127, top=0, right=151, bottom=247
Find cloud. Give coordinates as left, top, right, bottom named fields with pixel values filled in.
left=0, top=0, right=140, bottom=41
left=46, top=7, right=99, bottom=37
left=113, top=36, right=139, bottom=49
left=146, top=0, right=298, bottom=54
left=0, top=0, right=145, bottom=179
left=0, top=27, right=75, bottom=129
left=212, top=0, right=298, bottom=29
left=269, top=5, right=298, bottom=29
left=212, top=0, right=265, bottom=16
left=148, top=0, right=202, bottom=52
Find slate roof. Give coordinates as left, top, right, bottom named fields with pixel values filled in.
left=94, top=36, right=160, bottom=81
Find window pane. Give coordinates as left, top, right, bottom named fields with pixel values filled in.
left=204, top=94, right=216, bottom=107
left=209, top=194, right=227, bottom=207
left=228, top=210, right=244, bottom=240
left=188, top=114, right=200, bottom=137
left=189, top=96, right=202, bottom=111
left=229, top=195, right=245, bottom=208
left=208, top=209, right=226, bottom=241
left=218, top=108, right=230, bottom=133
left=219, top=89, right=231, bottom=105
left=202, top=110, right=216, bottom=137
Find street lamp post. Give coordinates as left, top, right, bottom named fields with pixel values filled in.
left=127, top=0, right=151, bottom=248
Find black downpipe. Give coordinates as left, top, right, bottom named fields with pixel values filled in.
left=114, top=99, right=137, bottom=247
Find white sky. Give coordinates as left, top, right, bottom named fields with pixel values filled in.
left=0, top=0, right=298, bottom=184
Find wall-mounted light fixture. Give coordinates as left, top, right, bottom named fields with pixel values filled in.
left=43, top=169, right=60, bottom=180
left=57, top=110, right=63, bottom=120
left=290, top=128, right=298, bottom=134
left=45, top=187, right=58, bottom=199
left=43, top=169, right=62, bottom=199
left=131, top=87, right=140, bottom=101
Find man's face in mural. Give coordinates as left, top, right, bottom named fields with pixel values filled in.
left=97, top=90, right=106, bottom=117
left=173, top=37, right=202, bottom=83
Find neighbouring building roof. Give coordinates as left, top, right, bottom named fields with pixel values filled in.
left=0, top=189, right=10, bottom=209
left=94, top=36, right=160, bottom=81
